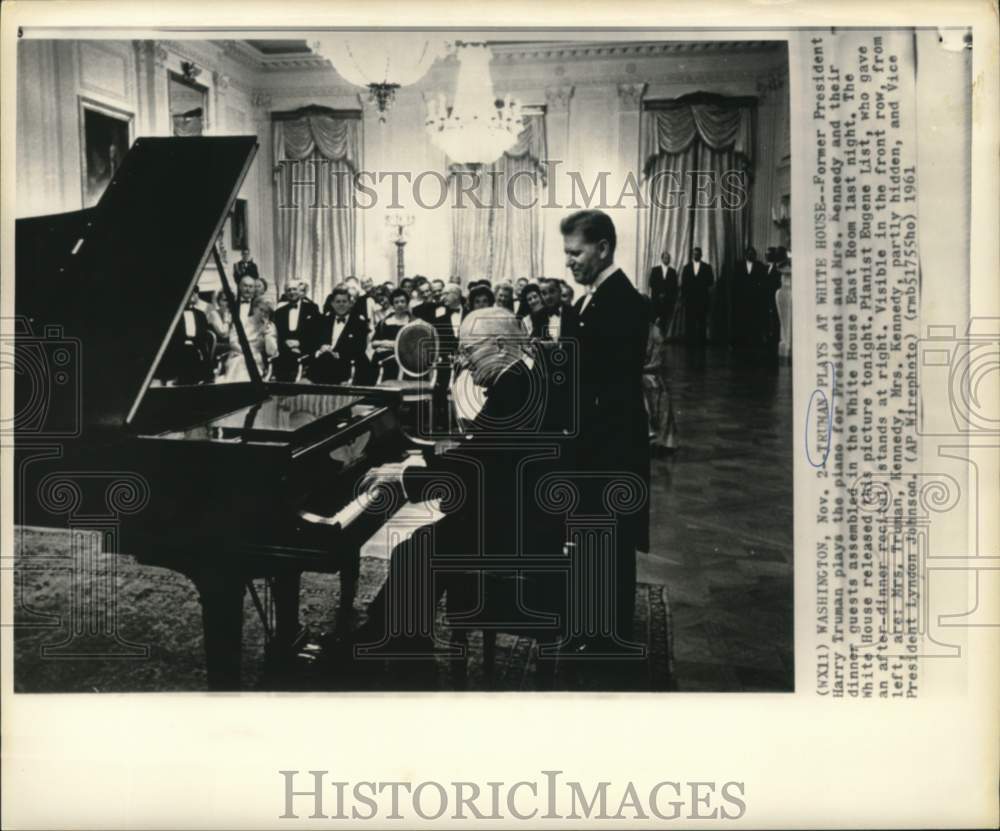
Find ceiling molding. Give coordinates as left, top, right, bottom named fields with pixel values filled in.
left=229, top=38, right=786, bottom=73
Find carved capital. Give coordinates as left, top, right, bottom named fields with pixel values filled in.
left=153, top=41, right=170, bottom=68
left=616, top=82, right=646, bottom=110
left=252, top=91, right=273, bottom=111
left=213, top=70, right=230, bottom=91
left=544, top=85, right=574, bottom=113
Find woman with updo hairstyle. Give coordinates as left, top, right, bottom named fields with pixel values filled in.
left=516, top=282, right=547, bottom=337
left=468, top=285, right=496, bottom=311
left=371, top=287, right=413, bottom=381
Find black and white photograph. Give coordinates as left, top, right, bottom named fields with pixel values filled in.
left=12, top=32, right=793, bottom=694
left=2, top=4, right=997, bottom=829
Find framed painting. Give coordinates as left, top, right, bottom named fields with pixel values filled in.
left=79, top=98, right=133, bottom=208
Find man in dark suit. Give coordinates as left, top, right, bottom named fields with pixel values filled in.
left=233, top=248, right=259, bottom=283
left=760, top=247, right=786, bottom=347
left=155, top=288, right=215, bottom=385
left=272, top=280, right=321, bottom=382
left=539, top=278, right=579, bottom=343
left=647, top=249, right=678, bottom=332
left=680, top=246, right=714, bottom=345
left=409, top=281, right=437, bottom=324
left=730, top=246, right=770, bottom=347
left=562, top=209, right=650, bottom=649
left=308, top=288, right=371, bottom=384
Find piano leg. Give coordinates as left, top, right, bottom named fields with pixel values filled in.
left=190, top=569, right=245, bottom=691
left=336, top=554, right=360, bottom=634
left=272, top=572, right=303, bottom=649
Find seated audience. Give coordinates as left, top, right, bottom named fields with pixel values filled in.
left=371, top=288, right=413, bottom=381
left=220, top=297, right=278, bottom=383
left=272, top=280, right=321, bottom=382
left=309, top=288, right=372, bottom=384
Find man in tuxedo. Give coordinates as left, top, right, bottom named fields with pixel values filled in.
left=647, top=248, right=678, bottom=332
left=730, top=246, right=770, bottom=347
left=234, top=275, right=257, bottom=328
left=680, top=246, right=714, bottom=345
left=539, top=277, right=579, bottom=342
left=562, top=209, right=650, bottom=647
left=272, top=281, right=321, bottom=382
left=155, top=288, right=214, bottom=385
left=410, top=280, right=437, bottom=323
left=308, top=288, right=371, bottom=384
left=233, top=248, right=259, bottom=283
left=760, top=247, right=786, bottom=347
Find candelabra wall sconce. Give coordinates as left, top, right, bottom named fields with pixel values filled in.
left=386, top=213, right=415, bottom=279
left=180, top=61, right=202, bottom=83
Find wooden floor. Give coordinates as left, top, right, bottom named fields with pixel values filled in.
left=640, top=345, right=794, bottom=691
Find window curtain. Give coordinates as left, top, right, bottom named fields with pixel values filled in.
left=273, top=110, right=361, bottom=304
left=639, top=99, right=752, bottom=341
left=448, top=113, right=547, bottom=284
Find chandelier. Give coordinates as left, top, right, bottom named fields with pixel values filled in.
left=311, top=34, right=448, bottom=119
left=425, top=43, right=525, bottom=165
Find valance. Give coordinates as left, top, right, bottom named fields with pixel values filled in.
left=641, top=102, right=752, bottom=177
left=274, top=112, right=361, bottom=170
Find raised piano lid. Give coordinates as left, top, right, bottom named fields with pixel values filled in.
left=15, top=136, right=259, bottom=436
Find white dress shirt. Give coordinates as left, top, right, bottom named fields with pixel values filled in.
left=288, top=302, right=300, bottom=332
left=547, top=309, right=561, bottom=340
left=692, top=261, right=701, bottom=276
left=182, top=310, right=198, bottom=338
left=330, top=317, right=347, bottom=349
left=238, top=300, right=252, bottom=323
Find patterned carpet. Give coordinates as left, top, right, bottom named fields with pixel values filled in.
left=12, top=527, right=674, bottom=692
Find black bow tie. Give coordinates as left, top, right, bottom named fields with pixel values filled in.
left=548, top=307, right=561, bottom=317
left=335, top=316, right=348, bottom=324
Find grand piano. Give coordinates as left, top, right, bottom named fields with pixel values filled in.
left=14, top=137, right=417, bottom=690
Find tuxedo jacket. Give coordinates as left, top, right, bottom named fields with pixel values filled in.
left=411, top=301, right=437, bottom=324
left=648, top=265, right=679, bottom=305
left=274, top=298, right=321, bottom=353
left=680, top=261, right=715, bottom=305
left=312, top=312, right=369, bottom=363
left=430, top=304, right=467, bottom=359
left=572, top=270, right=651, bottom=548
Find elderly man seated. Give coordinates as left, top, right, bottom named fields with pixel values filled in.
left=341, top=309, right=574, bottom=685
